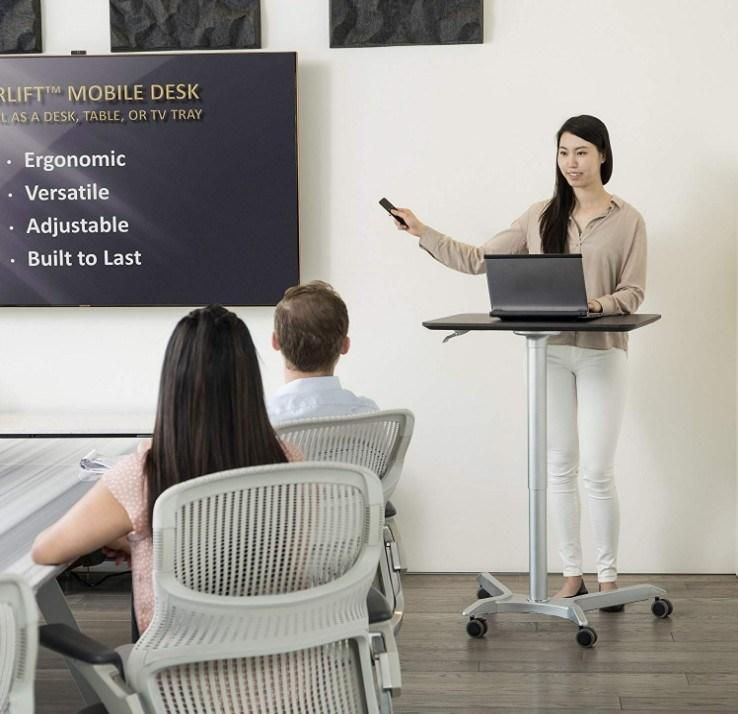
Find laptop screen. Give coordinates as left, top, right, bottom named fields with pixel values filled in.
left=484, top=254, right=589, bottom=317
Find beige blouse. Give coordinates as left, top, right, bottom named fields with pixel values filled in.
left=418, top=195, right=647, bottom=351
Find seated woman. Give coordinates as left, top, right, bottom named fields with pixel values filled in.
left=32, top=305, right=294, bottom=635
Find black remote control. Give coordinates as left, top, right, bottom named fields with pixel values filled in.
left=379, top=197, right=408, bottom=227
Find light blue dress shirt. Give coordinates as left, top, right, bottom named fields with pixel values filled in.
left=267, top=376, right=379, bottom=425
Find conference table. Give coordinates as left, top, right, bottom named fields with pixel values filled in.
left=0, top=415, right=151, bottom=704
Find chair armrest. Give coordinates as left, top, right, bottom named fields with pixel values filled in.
left=39, top=624, right=124, bottom=677
left=367, top=586, right=393, bottom=624
left=370, top=621, right=402, bottom=698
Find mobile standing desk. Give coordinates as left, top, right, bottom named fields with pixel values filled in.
left=422, top=314, right=672, bottom=647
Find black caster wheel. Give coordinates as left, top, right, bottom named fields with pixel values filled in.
left=575, top=626, right=597, bottom=648
left=651, top=598, right=673, bottom=619
left=477, top=587, right=491, bottom=599
left=466, top=618, right=488, bottom=638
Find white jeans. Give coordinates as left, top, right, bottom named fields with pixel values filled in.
left=547, top=345, right=627, bottom=583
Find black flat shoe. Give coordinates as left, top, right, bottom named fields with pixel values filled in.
left=564, top=581, right=588, bottom=598
left=598, top=584, right=625, bottom=612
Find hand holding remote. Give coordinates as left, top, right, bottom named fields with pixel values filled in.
left=379, top=198, right=426, bottom=237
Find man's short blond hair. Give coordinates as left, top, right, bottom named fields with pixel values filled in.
left=274, top=281, right=349, bottom=372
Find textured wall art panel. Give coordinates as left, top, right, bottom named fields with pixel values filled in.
left=331, top=0, right=482, bottom=48
left=111, top=0, right=261, bottom=52
left=0, top=0, right=41, bottom=53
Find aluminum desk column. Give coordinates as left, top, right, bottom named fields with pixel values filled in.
left=525, top=333, right=550, bottom=603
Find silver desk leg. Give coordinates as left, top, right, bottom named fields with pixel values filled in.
left=526, top=333, right=549, bottom=603
left=36, top=578, right=101, bottom=706
left=462, top=332, right=672, bottom=645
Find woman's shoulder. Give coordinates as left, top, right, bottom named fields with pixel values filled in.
left=101, top=442, right=152, bottom=535
left=509, top=200, right=549, bottom=229
left=526, top=199, right=550, bottom=218
left=611, top=195, right=645, bottom=224
left=102, top=440, right=150, bottom=486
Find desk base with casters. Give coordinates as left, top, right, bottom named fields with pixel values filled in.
left=423, top=314, right=671, bottom=647
left=465, top=575, right=671, bottom=648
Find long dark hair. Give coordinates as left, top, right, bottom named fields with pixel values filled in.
left=144, top=305, right=287, bottom=528
left=539, top=115, right=613, bottom=254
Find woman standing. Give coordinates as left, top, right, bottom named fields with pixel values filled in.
left=392, top=116, right=646, bottom=602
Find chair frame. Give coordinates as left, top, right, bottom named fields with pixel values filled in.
left=276, top=409, right=414, bottom=636
left=276, top=410, right=414, bottom=504
left=40, top=462, right=397, bottom=714
left=0, top=574, right=38, bottom=714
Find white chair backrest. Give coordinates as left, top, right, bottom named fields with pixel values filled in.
left=0, top=575, right=37, bottom=714
left=126, top=462, right=384, bottom=714
left=276, top=409, right=414, bottom=502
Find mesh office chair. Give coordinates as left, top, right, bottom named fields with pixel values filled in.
left=276, top=410, right=414, bottom=634
left=40, top=462, right=398, bottom=714
left=0, top=574, right=38, bottom=714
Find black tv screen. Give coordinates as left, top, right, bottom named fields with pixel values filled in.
left=0, top=52, right=298, bottom=306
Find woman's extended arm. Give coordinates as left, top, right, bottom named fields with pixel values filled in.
left=32, top=481, right=133, bottom=565
left=392, top=206, right=529, bottom=275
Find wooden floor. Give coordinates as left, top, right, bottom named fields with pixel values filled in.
left=35, top=572, right=738, bottom=713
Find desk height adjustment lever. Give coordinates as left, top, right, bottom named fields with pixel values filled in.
left=442, top=330, right=469, bottom=344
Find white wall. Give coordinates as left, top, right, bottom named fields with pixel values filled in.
left=4, top=0, right=737, bottom=573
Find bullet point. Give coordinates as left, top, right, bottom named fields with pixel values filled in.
left=5, top=160, right=10, bottom=165
left=7, top=193, right=12, bottom=198
left=9, top=226, right=13, bottom=231
left=10, top=258, right=15, bottom=263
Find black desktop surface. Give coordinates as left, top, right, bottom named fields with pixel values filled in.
left=422, top=314, right=661, bottom=332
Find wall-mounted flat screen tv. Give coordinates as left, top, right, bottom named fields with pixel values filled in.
left=0, top=52, right=298, bottom=306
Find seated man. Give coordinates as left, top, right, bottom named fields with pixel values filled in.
left=268, top=280, right=378, bottom=424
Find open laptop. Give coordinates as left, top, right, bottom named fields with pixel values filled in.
left=485, top=254, right=603, bottom=320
